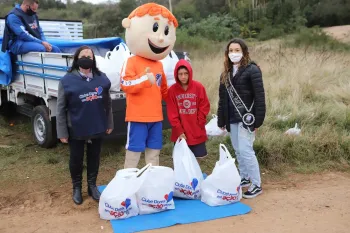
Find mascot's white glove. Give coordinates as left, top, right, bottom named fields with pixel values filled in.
left=145, top=67, right=156, bottom=85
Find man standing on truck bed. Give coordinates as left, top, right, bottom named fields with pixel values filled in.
left=1, top=0, right=61, bottom=55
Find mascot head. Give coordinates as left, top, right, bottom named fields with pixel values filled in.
left=122, top=3, right=178, bottom=61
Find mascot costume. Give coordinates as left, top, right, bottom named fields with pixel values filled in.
left=121, top=3, right=178, bottom=168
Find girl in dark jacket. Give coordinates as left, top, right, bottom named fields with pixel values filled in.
left=56, top=46, right=114, bottom=205
left=217, top=38, right=266, bottom=199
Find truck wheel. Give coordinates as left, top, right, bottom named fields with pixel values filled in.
left=31, top=105, right=57, bottom=148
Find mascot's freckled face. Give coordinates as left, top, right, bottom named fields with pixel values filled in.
left=122, top=6, right=177, bottom=61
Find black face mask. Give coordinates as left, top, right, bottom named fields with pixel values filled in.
left=26, top=6, right=36, bottom=16
left=77, top=57, right=94, bottom=69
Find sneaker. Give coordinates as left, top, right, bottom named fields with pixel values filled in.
left=240, top=178, right=251, bottom=188
left=243, top=184, right=262, bottom=199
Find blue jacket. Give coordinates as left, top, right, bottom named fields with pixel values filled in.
left=2, top=4, right=46, bottom=54
left=56, top=70, right=114, bottom=139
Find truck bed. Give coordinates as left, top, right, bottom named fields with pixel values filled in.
left=3, top=51, right=171, bottom=140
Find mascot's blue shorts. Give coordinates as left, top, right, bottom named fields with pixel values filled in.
left=126, top=121, right=162, bottom=152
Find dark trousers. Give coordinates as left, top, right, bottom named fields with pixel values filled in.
left=69, top=138, right=102, bottom=188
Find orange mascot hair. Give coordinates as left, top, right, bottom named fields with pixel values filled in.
left=128, top=3, right=178, bottom=28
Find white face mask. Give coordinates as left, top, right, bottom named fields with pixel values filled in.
left=229, top=52, right=243, bottom=63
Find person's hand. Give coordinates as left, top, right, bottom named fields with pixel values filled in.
left=179, top=133, right=187, bottom=140
left=60, top=138, right=68, bottom=143
left=42, top=41, right=52, bottom=52
left=106, top=129, right=113, bottom=134
left=145, top=67, right=155, bottom=85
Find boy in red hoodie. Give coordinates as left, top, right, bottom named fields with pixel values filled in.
left=167, top=59, right=210, bottom=159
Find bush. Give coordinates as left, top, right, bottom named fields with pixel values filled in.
left=179, top=14, right=240, bottom=42
left=258, top=26, right=285, bottom=41
left=175, top=29, right=215, bottom=51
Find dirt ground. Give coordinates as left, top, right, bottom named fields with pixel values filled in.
left=324, top=25, right=350, bottom=43
left=1, top=25, right=350, bottom=233
left=0, top=172, right=349, bottom=233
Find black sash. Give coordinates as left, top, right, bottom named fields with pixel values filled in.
left=225, top=74, right=255, bottom=127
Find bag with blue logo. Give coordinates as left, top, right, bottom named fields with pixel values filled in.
left=98, top=164, right=151, bottom=220
left=201, top=144, right=242, bottom=207
left=172, top=139, right=203, bottom=199
left=136, top=166, right=175, bottom=215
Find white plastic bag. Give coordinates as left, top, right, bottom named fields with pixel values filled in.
left=285, top=123, right=301, bottom=135
left=96, top=55, right=120, bottom=91
left=95, top=55, right=105, bottom=68
left=205, top=114, right=228, bottom=136
left=201, top=144, right=242, bottom=206
left=98, top=164, right=151, bottom=220
left=96, top=43, right=131, bottom=92
left=136, top=166, right=175, bottom=215
left=172, top=139, right=203, bottom=199
left=160, top=50, right=179, bottom=87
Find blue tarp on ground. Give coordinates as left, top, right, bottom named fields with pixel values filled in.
left=98, top=185, right=252, bottom=233
left=0, top=37, right=124, bottom=85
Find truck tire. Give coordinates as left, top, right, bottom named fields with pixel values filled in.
left=31, top=105, right=57, bottom=148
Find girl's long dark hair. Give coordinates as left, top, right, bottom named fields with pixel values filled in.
left=68, top=45, right=101, bottom=75
left=221, top=38, right=251, bottom=84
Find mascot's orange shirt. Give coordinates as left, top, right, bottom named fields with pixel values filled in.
left=120, top=55, right=168, bottom=122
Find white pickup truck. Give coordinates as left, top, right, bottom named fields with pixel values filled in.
left=0, top=18, right=190, bottom=148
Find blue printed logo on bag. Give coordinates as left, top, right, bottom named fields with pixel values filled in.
left=175, top=178, right=200, bottom=198
left=217, top=186, right=240, bottom=202
left=104, top=198, right=132, bottom=218
left=140, top=191, right=174, bottom=210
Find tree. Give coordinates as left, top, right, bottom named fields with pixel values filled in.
left=173, top=0, right=199, bottom=21
left=194, top=0, right=227, bottom=18
left=119, top=0, right=138, bottom=19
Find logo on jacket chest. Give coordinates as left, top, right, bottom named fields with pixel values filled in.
left=29, top=21, right=38, bottom=30
left=79, top=86, right=103, bottom=102
left=156, top=73, right=162, bottom=86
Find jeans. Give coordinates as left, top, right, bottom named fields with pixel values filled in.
left=229, top=123, right=261, bottom=187
left=10, top=40, right=61, bottom=55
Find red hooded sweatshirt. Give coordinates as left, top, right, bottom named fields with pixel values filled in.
left=167, top=59, right=210, bottom=145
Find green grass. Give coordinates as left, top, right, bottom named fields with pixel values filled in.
left=0, top=113, right=349, bottom=189
left=2, top=32, right=350, bottom=187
